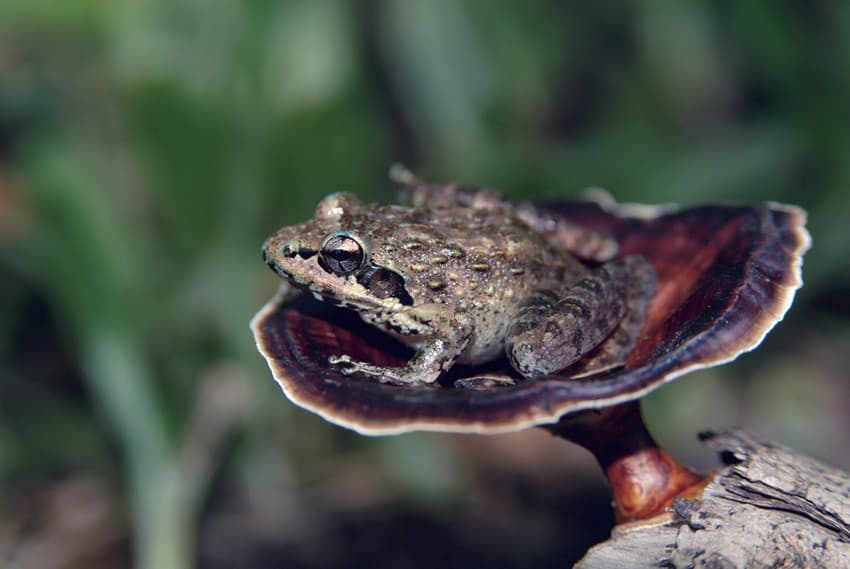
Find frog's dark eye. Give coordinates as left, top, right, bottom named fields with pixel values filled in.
left=319, top=231, right=368, bottom=275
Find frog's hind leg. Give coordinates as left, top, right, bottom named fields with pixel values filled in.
left=511, top=203, right=620, bottom=262
left=506, top=256, right=657, bottom=379
left=564, top=256, right=658, bottom=378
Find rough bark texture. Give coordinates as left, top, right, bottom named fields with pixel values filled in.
left=576, top=430, right=850, bottom=568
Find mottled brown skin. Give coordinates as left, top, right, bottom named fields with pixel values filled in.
left=262, top=175, right=657, bottom=385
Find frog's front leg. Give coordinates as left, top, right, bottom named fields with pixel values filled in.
left=506, top=256, right=656, bottom=378
left=329, top=308, right=473, bottom=386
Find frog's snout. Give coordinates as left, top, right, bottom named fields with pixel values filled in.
left=277, top=240, right=317, bottom=261
left=262, top=239, right=319, bottom=276
left=261, top=243, right=278, bottom=273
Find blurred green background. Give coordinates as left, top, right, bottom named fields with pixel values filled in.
left=1, top=1, right=848, bottom=568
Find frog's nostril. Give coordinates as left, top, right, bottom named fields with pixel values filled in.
left=281, top=243, right=298, bottom=258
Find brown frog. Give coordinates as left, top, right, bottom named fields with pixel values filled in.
left=262, top=168, right=657, bottom=386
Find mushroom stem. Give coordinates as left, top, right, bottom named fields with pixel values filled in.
left=545, top=401, right=709, bottom=523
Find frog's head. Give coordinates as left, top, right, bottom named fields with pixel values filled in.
left=262, top=193, right=414, bottom=312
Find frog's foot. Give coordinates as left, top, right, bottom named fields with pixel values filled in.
left=454, top=375, right=518, bottom=390
left=328, top=355, right=438, bottom=386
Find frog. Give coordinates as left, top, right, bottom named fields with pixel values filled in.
left=261, top=167, right=658, bottom=386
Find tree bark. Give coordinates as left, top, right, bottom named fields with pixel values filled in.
left=576, top=430, right=850, bottom=568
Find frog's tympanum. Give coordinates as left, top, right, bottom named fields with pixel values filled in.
left=262, top=172, right=657, bottom=386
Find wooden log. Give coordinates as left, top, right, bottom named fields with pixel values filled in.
left=575, top=430, right=850, bottom=568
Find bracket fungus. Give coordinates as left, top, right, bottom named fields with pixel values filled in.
left=251, top=178, right=809, bottom=524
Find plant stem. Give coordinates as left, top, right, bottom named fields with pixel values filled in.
left=85, top=332, right=193, bottom=569
left=546, top=401, right=708, bottom=523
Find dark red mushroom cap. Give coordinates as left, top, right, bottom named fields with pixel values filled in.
left=251, top=198, right=810, bottom=435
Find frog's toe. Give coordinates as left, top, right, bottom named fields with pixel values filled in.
left=507, top=339, right=577, bottom=379
left=328, top=354, right=358, bottom=375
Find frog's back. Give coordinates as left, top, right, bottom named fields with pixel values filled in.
left=358, top=204, right=585, bottom=362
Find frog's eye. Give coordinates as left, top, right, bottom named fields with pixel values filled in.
left=319, top=231, right=369, bottom=275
